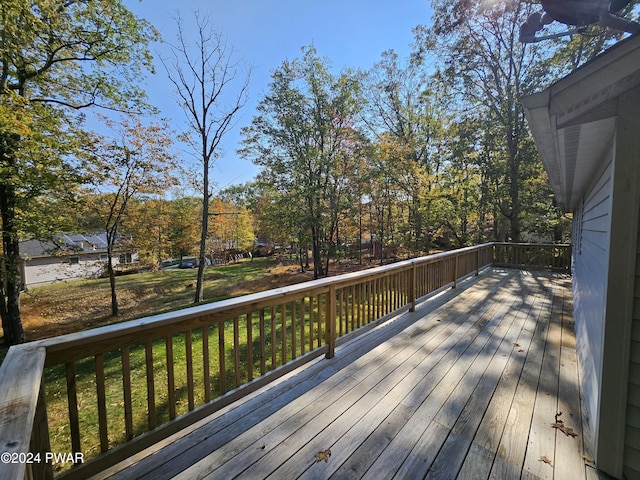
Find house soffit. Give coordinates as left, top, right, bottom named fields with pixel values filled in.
left=522, top=34, right=640, bottom=212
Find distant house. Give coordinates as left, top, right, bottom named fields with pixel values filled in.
left=19, top=233, right=139, bottom=288
left=522, top=36, right=640, bottom=479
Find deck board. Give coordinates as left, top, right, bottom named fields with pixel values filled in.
left=94, top=269, right=587, bottom=480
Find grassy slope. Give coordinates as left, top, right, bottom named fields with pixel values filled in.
left=18, top=257, right=307, bottom=340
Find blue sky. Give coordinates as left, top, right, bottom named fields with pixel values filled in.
left=121, top=0, right=432, bottom=191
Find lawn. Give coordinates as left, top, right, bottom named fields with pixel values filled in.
left=0, top=256, right=373, bottom=471
left=17, top=257, right=311, bottom=341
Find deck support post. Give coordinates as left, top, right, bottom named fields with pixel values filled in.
left=30, top=379, right=54, bottom=480
left=409, top=263, right=416, bottom=312
left=325, top=284, right=336, bottom=359
left=453, top=255, right=459, bottom=289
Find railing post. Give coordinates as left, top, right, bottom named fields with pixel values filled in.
left=453, top=254, right=459, bottom=289
left=30, top=379, right=54, bottom=480
left=326, top=284, right=337, bottom=359
left=0, top=345, right=47, bottom=480
left=409, top=263, right=416, bottom=312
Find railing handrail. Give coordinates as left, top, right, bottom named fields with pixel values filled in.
left=35, top=242, right=494, bottom=363
left=0, top=242, right=570, bottom=479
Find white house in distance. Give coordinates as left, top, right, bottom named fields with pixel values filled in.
left=19, top=233, right=139, bottom=288
left=522, top=36, right=640, bottom=479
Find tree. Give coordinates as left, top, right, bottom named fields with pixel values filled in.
left=240, top=46, right=364, bottom=278
left=84, top=115, right=177, bottom=317
left=163, top=13, right=250, bottom=303
left=360, top=50, right=444, bottom=251
left=166, top=196, right=201, bottom=263
left=207, top=198, right=255, bottom=256
left=417, top=0, right=542, bottom=242
left=0, top=0, right=157, bottom=344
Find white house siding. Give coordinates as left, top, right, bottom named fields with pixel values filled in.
left=572, top=155, right=613, bottom=457
left=626, top=210, right=640, bottom=479
left=23, top=254, right=108, bottom=287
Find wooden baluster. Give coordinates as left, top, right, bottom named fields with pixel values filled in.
left=386, top=275, right=390, bottom=314
left=121, top=346, right=133, bottom=440
left=383, top=276, right=387, bottom=314
left=356, top=283, right=362, bottom=328
left=350, top=285, right=355, bottom=332
left=271, top=306, right=277, bottom=369
left=218, top=321, right=227, bottom=394
left=94, top=353, right=108, bottom=452
left=185, top=330, right=194, bottom=411
left=374, top=278, right=379, bottom=320
left=233, top=317, right=240, bottom=388
left=300, top=298, right=306, bottom=356
left=29, top=379, right=53, bottom=480
left=247, top=314, right=254, bottom=381
left=145, top=341, right=156, bottom=430
left=308, top=297, right=314, bottom=352
left=316, top=294, right=322, bottom=348
left=65, top=362, right=81, bottom=454
left=259, top=309, right=266, bottom=376
left=394, top=274, right=399, bottom=310
left=291, top=302, right=296, bottom=360
left=165, top=335, right=176, bottom=419
left=372, top=278, right=378, bottom=320
left=337, top=288, right=343, bottom=336
left=453, top=255, right=458, bottom=288
left=202, top=325, right=211, bottom=403
left=280, top=303, right=287, bottom=364
left=326, top=285, right=336, bottom=359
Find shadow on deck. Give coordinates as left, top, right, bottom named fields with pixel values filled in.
left=92, top=268, right=591, bottom=480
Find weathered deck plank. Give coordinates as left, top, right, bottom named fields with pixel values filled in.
left=94, top=269, right=586, bottom=480
left=456, top=276, right=553, bottom=480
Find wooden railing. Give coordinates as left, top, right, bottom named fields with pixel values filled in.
left=0, top=243, right=568, bottom=479
left=493, top=242, right=571, bottom=273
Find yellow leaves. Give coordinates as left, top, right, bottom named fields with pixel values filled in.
left=0, top=97, right=34, bottom=138
left=538, top=456, right=552, bottom=466
left=551, top=411, right=578, bottom=438
left=314, top=448, right=331, bottom=463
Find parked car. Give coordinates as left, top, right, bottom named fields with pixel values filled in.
left=179, top=262, right=196, bottom=269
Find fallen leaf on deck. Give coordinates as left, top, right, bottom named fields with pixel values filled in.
left=539, top=456, right=553, bottom=466
left=315, top=449, right=331, bottom=463
left=583, top=454, right=594, bottom=463
left=551, top=422, right=578, bottom=438
left=555, top=412, right=563, bottom=423
left=514, top=343, right=520, bottom=347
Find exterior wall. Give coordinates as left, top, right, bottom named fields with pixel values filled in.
left=23, top=254, right=110, bottom=287
left=572, top=155, right=613, bottom=458
left=626, top=208, right=640, bottom=478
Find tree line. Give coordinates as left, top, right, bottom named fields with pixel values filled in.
left=1, top=0, right=628, bottom=344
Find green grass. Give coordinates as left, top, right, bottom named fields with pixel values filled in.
left=42, top=300, right=330, bottom=471
left=1, top=258, right=383, bottom=472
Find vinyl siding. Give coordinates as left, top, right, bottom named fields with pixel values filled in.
left=624, top=209, right=640, bottom=479
left=573, top=156, right=613, bottom=457
left=22, top=254, right=109, bottom=286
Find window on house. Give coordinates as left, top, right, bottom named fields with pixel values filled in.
left=119, top=253, right=132, bottom=264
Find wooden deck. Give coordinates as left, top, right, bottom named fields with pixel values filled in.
left=91, top=268, right=592, bottom=480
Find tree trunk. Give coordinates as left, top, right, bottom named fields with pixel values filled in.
left=107, top=249, right=118, bottom=317
left=508, top=153, right=521, bottom=242
left=311, top=227, right=324, bottom=279
left=195, top=155, right=209, bottom=303
left=0, top=137, right=25, bottom=345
